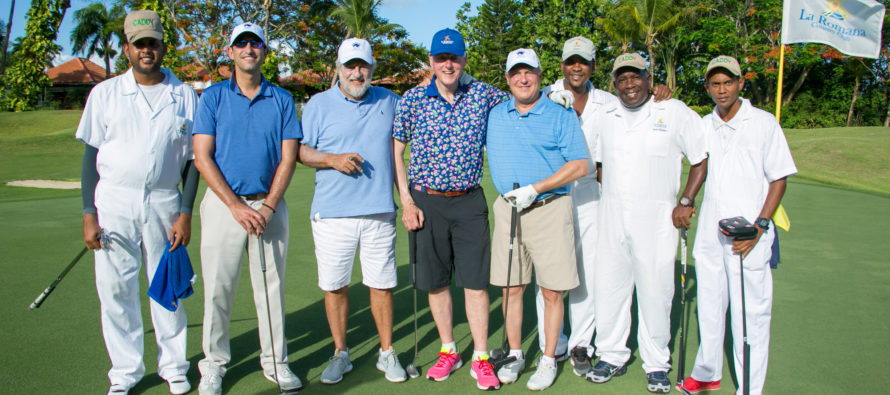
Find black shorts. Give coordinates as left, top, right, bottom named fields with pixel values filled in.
left=408, top=187, right=491, bottom=291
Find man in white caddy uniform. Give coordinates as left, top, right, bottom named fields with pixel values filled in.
left=77, top=10, right=198, bottom=395
left=588, top=52, right=707, bottom=394
left=678, top=55, right=796, bottom=395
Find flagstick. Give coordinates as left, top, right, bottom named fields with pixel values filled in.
left=775, top=43, right=785, bottom=122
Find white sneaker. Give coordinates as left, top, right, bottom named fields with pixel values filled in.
left=527, top=358, right=557, bottom=391
left=166, top=376, right=191, bottom=395
left=320, top=349, right=353, bottom=384
left=496, top=355, right=526, bottom=384
left=376, top=347, right=407, bottom=383
left=198, top=373, right=222, bottom=395
left=264, top=364, right=303, bottom=391
left=106, top=385, right=129, bottom=395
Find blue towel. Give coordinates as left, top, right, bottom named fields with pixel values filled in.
left=770, top=230, right=780, bottom=269
left=148, top=241, right=195, bottom=311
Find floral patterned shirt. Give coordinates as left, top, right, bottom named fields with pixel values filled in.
left=393, top=77, right=509, bottom=191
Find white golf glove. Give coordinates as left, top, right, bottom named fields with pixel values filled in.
left=504, top=185, right=539, bottom=211
left=459, top=72, right=476, bottom=86
left=548, top=90, right=574, bottom=109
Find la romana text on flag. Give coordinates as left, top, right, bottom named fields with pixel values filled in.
left=782, top=0, right=886, bottom=58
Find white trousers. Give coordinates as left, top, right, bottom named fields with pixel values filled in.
left=198, top=190, right=290, bottom=376
left=691, top=230, right=773, bottom=395
left=94, top=207, right=189, bottom=388
left=535, top=181, right=599, bottom=355
left=593, top=198, right=676, bottom=373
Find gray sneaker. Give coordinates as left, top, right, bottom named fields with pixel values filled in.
left=526, top=357, right=558, bottom=391
left=496, top=355, right=525, bottom=384
left=198, top=373, right=222, bottom=395
left=264, top=364, right=303, bottom=391
left=376, top=347, right=408, bottom=383
left=570, top=346, right=591, bottom=376
left=320, top=349, right=353, bottom=384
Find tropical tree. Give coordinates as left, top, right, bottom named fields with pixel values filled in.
left=71, top=2, right=125, bottom=78
left=456, top=0, right=524, bottom=90
left=599, top=4, right=642, bottom=53
left=1, top=0, right=15, bottom=76
left=624, top=0, right=687, bottom=76
left=329, top=0, right=401, bottom=39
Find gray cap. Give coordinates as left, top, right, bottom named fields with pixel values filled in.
left=124, top=10, right=163, bottom=43
left=706, top=55, right=742, bottom=78
left=611, top=52, right=647, bottom=76
left=562, top=36, right=595, bottom=61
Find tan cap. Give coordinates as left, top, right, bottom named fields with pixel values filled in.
left=706, top=55, right=741, bottom=78
left=562, top=36, right=595, bottom=61
left=611, top=52, right=647, bottom=76
left=124, top=10, right=163, bottom=43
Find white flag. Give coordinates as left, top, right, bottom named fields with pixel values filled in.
left=782, top=0, right=886, bottom=58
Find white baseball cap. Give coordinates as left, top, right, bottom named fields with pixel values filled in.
left=338, top=38, right=374, bottom=65
left=229, top=22, right=266, bottom=47
left=505, top=48, right=540, bottom=72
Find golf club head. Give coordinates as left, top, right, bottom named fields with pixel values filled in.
left=489, top=351, right=516, bottom=370
left=406, top=363, right=421, bottom=378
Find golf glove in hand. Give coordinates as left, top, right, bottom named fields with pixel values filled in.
left=548, top=90, right=574, bottom=109
left=459, top=72, right=476, bottom=86
left=504, top=185, right=539, bottom=211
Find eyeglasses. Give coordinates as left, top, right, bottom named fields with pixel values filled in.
left=233, top=40, right=264, bottom=49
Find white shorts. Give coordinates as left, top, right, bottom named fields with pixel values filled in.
left=311, top=212, right=398, bottom=291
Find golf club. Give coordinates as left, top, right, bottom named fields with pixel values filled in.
left=257, top=234, right=297, bottom=395
left=30, top=230, right=107, bottom=310
left=739, top=253, right=750, bottom=395
left=676, top=228, right=691, bottom=395
left=405, top=231, right=421, bottom=379
left=490, top=182, right=520, bottom=370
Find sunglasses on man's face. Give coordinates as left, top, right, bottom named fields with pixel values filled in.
left=233, top=40, right=264, bottom=49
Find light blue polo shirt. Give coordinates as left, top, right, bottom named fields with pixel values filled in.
left=301, top=84, right=399, bottom=219
left=486, top=96, right=587, bottom=198
left=193, top=77, right=301, bottom=196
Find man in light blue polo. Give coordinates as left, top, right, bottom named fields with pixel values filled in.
left=299, top=37, right=407, bottom=385
left=486, top=48, right=588, bottom=391
left=192, top=22, right=301, bottom=395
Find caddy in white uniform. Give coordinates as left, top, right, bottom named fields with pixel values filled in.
left=681, top=56, right=797, bottom=395
left=589, top=53, right=707, bottom=394
left=77, top=10, right=198, bottom=395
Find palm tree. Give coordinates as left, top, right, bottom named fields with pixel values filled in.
left=1, top=0, right=15, bottom=76
left=70, top=2, right=125, bottom=78
left=626, top=0, right=686, bottom=76
left=599, top=4, right=643, bottom=53
left=329, top=0, right=402, bottom=39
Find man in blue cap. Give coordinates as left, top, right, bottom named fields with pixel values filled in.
left=393, top=27, right=508, bottom=390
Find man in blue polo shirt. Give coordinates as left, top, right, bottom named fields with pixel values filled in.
left=393, top=28, right=508, bottom=390
left=299, top=37, right=407, bottom=385
left=192, top=23, right=301, bottom=395
left=486, top=48, right=588, bottom=391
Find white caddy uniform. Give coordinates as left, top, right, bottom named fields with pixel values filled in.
left=691, top=98, right=796, bottom=395
left=593, top=98, right=706, bottom=373
left=534, top=80, right=619, bottom=356
left=76, top=68, right=197, bottom=388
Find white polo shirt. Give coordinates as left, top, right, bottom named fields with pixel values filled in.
left=596, top=98, right=707, bottom=203
left=76, top=67, right=197, bottom=218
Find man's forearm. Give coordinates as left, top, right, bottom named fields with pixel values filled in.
left=298, top=143, right=332, bottom=169
left=680, top=158, right=708, bottom=201
left=759, top=178, right=787, bottom=220
left=393, top=139, right=414, bottom=205
left=532, top=159, right=588, bottom=193
left=263, top=139, right=299, bottom=210
left=193, top=134, right=240, bottom=208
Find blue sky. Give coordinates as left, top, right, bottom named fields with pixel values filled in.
left=1, top=0, right=483, bottom=66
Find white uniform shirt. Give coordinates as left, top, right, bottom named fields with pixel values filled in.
left=696, top=97, right=797, bottom=238
left=76, top=68, right=198, bottom=218
left=596, top=98, right=707, bottom=203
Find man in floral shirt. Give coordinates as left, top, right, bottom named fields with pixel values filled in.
left=392, top=28, right=508, bottom=391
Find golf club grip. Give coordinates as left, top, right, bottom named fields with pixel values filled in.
left=743, top=343, right=750, bottom=395
left=509, top=183, right=519, bottom=238
left=29, top=247, right=88, bottom=310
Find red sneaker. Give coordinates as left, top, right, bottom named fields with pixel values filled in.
left=426, top=351, right=462, bottom=381
left=677, top=377, right=720, bottom=393
left=470, top=358, right=500, bottom=390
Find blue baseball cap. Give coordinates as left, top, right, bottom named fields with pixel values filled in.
left=430, top=28, right=465, bottom=57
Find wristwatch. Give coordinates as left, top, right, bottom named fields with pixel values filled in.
left=756, top=217, right=770, bottom=230
left=679, top=196, right=694, bottom=208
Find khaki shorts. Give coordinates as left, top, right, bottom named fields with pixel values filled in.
left=490, top=195, right=580, bottom=291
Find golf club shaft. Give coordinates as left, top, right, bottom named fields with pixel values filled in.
left=501, top=183, right=519, bottom=351
left=739, top=254, right=750, bottom=395
left=677, top=228, right=688, bottom=382
left=406, top=230, right=421, bottom=378
left=29, top=246, right=89, bottom=310
left=257, top=234, right=283, bottom=394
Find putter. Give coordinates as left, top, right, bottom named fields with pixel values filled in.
left=30, top=230, right=107, bottom=310
left=676, top=228, right=692, bottom=395
left=490, top=183, right=520, bottom=370
left=739, top=253, right=750, bottom=395
left=257, top=234, right=297, bottom=395
left=405, top=231, right=421, bottom=379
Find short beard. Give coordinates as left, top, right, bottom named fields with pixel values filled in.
left=341, top=75, right=371, bottom=99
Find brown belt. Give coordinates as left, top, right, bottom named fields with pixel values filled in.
left=524, top=193, right=562, bottom=210
left=240, top=192, right=268, bottom=200
left=412, top=183, right=479, bottom=197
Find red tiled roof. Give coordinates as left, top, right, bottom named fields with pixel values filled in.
left=46, top=58, right=108, bottom=84
left=179, top=63, right=232, bottom=81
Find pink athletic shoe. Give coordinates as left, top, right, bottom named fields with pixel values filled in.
left=677, top=377, right=721, bottom=393
left=470, top=359, right=500, bottom=390
left=426, top=351, right=462, bottom=381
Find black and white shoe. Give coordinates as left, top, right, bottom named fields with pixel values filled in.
left=585, top=360, right=626, bottom=383
left=646, top=371, right=671, bottom=393
left=569, top=346, right=591, bottom=376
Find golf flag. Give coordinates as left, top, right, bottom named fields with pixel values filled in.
left=782, top=0, right=886, bottom=59
left=773, top=204, right=791, bottom=231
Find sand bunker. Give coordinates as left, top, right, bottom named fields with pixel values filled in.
left=6, top=180, right=80, bottom=189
